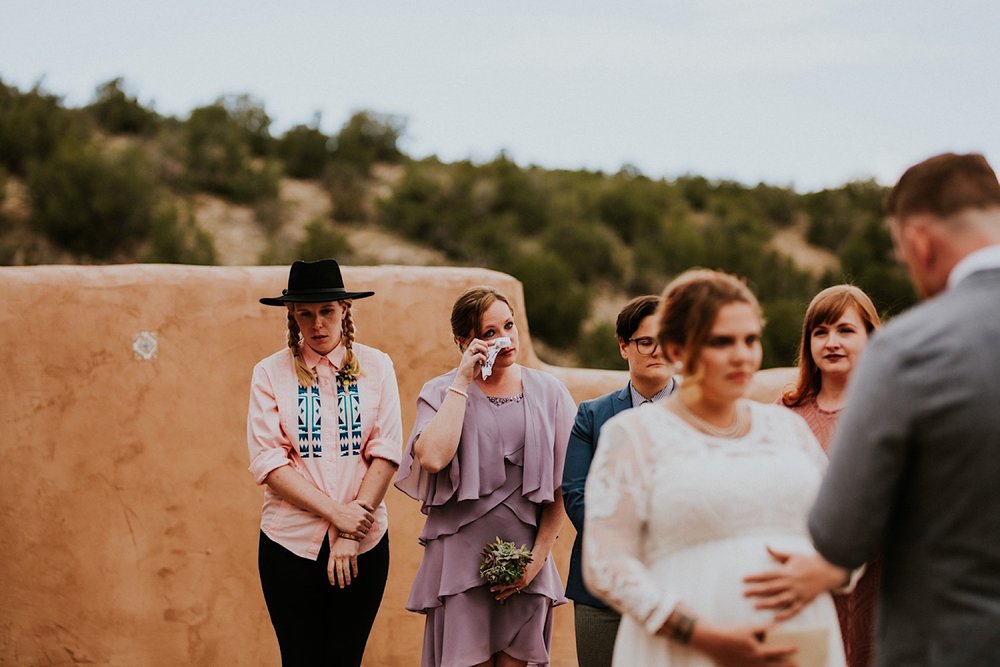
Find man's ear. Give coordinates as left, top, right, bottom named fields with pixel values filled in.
left=907, top=222, right=936, bottom=273
left=618, top=338, right=629, bottom=361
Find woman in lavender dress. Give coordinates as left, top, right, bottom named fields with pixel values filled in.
left=396, top=286, right=575, bottom=667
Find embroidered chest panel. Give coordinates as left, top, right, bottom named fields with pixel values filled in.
left=296, top=381, right=363, bottom=458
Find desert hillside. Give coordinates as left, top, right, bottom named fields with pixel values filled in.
left=0, top=78, right=915, bottom=367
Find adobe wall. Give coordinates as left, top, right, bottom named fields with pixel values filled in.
left=0, top=264, right=794, bottom=666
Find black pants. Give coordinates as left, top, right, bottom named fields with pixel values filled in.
left=258, top=531, right=390, bottom=667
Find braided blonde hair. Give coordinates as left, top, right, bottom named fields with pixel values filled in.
left=340, top=301, right=362, bottom=380
left=287, top=310, right=316, bottom=388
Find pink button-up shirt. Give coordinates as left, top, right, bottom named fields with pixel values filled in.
left=247, top=342, right=402, bottom=559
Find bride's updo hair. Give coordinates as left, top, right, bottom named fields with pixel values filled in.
left=657, top=269, right=762, bottom=376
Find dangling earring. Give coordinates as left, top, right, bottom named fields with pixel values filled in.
left=673, top=360, right=684, bottom=374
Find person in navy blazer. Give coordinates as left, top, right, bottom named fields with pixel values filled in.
left=563, top=295, right=677, bottom=667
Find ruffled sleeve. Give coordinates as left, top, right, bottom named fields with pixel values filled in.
left=521, top=368, right=576, bottom=503
left=394, top=367, right=576, bottom=511
left=394, top=371, right=507, bottom=510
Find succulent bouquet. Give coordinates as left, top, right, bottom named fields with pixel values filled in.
left=479, top=537, right=533, bottom=586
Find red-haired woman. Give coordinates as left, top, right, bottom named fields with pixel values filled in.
left=777, top=285, right=882, bottom=667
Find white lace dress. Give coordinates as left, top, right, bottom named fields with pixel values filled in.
left=583, top=400, right=846, bottom=666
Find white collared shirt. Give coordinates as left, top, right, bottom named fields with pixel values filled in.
left=947, top=243, right=1000, bottom=289
left=630, top=377, right=676, bottom=407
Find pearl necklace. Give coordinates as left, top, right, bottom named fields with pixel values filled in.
left=673, top=398, right=749, bottom=438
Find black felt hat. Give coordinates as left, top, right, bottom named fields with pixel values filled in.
left=259, top=259, right=375, bottom=306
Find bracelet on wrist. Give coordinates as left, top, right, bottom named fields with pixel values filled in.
left=447, top=385, right=469, bottom=399
left=337, top=531, right=360, bottom=541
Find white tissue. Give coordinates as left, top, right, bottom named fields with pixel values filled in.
left=481, top=337, right=512, bottom=380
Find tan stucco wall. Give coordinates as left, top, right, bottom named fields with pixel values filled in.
left=0, top=264, right=795, bottom=666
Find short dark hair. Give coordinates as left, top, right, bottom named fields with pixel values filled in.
left=615, top=295, right=661, bottom=341
left=886, top=152, right=1000, bottom=221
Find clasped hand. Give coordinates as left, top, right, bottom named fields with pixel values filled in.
left=491, top=554, right=543, bottom=602
left=330, top=499, right=375, bottom=539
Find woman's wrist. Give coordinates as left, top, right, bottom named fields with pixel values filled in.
left=446, top=385, right=469, bottom=399
left=450, top=376, right=472, bottom=391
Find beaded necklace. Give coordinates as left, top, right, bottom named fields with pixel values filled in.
left=673, top=398, right=749, bottom=439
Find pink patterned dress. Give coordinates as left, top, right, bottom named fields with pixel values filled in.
left=789, top=399, right=881, bottom=667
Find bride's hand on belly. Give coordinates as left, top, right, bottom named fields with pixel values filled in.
left=687, top=619, right=798, bottom=667
left=742, top=546, right=849, bottom=621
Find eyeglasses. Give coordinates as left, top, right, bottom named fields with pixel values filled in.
left=627, top=336, right=659, bottom=356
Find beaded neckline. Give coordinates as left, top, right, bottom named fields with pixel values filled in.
left=487, top=393, right=524, bottom=407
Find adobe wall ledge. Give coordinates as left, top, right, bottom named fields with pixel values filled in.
left=0, top=264, right=795, bottom=666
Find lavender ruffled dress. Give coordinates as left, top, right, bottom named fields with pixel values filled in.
left=396, top=368, right=576, bottom=667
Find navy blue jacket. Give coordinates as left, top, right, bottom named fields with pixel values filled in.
left=562, top=385, right=633, bottom=608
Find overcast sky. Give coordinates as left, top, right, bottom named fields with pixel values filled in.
left=3, top=0, right=998, bottom=192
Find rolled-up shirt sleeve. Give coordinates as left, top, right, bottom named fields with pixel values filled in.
left=247, top=363, right=292, bottom=484
left=362, top=355, right=403, bottom=465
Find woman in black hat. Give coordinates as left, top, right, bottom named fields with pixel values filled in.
left=248, top=258, right=403, bottom=666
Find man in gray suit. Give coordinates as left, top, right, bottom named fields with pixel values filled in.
left=746, top=153, right=1000, bottom=666
left=563, top=295, right=677, bottom=667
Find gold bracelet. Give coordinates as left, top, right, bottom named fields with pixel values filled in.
left=337, top=531, right=360, bottom=541
left=447, top=385, right=469, bottom=399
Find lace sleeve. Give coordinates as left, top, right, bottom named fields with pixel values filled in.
left=583, top=415, right=679, bottom=635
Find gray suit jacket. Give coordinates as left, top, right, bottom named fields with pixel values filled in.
left=809, top=267, right=1000, bottom=667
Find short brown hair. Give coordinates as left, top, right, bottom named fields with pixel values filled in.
left=886, top=152, right=1000, bottom=221
left=657, top=269, right=761, bottom=375
left=450, top=286, right=513, bottom=343
left=782, top=285, right=881, bottom=407
left=615, top=295, right=661, bottom=341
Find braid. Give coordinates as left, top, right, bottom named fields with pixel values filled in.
left=287, top=310, right=316, bottom=388
left=342, top=303, right=362, bottom=378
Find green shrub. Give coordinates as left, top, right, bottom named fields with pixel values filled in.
left=485, top=155, right=551, bottom=234
left=577, top=322, right=628, bottom=370
left=326, top=163, right=369, bottom=222
left=87, top=78, right=159, bottom=135
left=183, top=102, right=278, bottom=202
left=143, top=206, right=216, bottom=264
left=332, top=111, right=405, bottom=173
left=761, top=297, right=808, bottom=369
left=502, top=249, right=590, bottom=348
left=297, top=218, right=352, bottom=261
left=379, top=163, right=474, bottom=258
left=0, top=80, right=82, bottom=175
left=541, top=220, right=623, bottom=283
left=28, top=140, right=158, bottom=259
left=278, top=124, right=332, bottom=179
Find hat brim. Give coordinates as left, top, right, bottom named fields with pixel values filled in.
left=259, top=290, right=375, bottom=306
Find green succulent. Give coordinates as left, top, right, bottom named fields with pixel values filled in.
left=479, top=537, right=533, bottom=585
